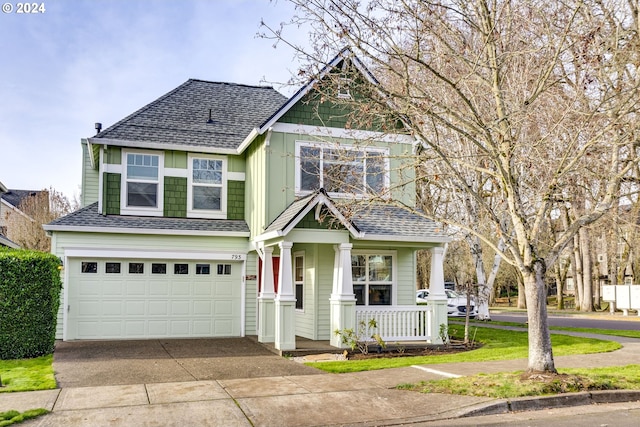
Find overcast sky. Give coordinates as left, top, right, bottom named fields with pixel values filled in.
left=0, top=0, right=305, bottom=201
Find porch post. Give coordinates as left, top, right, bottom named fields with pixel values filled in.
left=330, top=243, right=357, bottom=348
left=429, top=246, right=448, bottom=344
left=258, top=246, right=275, bottom=343
left=275, top=241, right=296, bottom=351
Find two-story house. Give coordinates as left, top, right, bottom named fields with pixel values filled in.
left=45, top=51, right=450, bottom=350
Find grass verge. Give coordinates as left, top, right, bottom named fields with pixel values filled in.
left=457, top=319, right=640, bottom=339
left=0, top=355, right=56, bottom=393
left=397, top=364, right=640, bottom=398
left=0, top=409, right=49, bottom=426
left=305, top=326, right=621, bottom=373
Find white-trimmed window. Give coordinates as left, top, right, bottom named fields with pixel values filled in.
left=121, top=150, right=164, bottom=216
left=294, top=252, right=304, bottom=310
left=351, top=252, right=394, bottom=306
left=295, top=141, right=388, bottom=197
left=188, top=155, right=226, bottom=219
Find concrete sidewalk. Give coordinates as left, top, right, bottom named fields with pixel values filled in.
left=3, top=329, right=640, bottom=426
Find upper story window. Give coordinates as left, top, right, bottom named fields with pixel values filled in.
left=187, top=155, right=226, bottom=219
left=295, top=141, right=388, bottom=198
left=121, top=150, right=164, bottom=216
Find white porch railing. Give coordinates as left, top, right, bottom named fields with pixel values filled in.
left=355, top=305, right=433, bottom=342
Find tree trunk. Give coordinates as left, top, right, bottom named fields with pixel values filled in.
left=523, top=261, right=556, bottom=373
left=580, top=228, right=594, bottom=311
left=572, top=233, right=583, bottom=311
left=517, top=275, right=526, bottom=309
left=554, top=264, right=564, bottom=309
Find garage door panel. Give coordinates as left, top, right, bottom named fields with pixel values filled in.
left=68, top=259, right=242, bottom=340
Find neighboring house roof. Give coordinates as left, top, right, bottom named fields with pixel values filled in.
left=260, top=189, right=449, bottom=243
left=44, top=203, right=250, bottom=237
left=89, top=79, right=288, bottom=153
left=0, top=234, right=20, bottom=249
left=1, top=189, right=42, bottom=210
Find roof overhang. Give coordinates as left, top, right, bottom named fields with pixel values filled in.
left=42, top=224, right=250, bottom=237
left=87, top=137, right=238, bottom=155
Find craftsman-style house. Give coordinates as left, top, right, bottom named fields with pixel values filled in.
left=45, top=51, right=450, bottom=350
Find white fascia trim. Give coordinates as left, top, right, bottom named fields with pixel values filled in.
left=252, top=230, right=284, bottom=243
left=357, top=233, right=451, bottom=243
left=84, top=139, right=96, bottom=170
left=236, top=128, right=259, bottom=154
left=63, top=247, right=247, bottom=261
left=88, top=138, right=237, bottom=155
left=271, top=123, right=415, bottom=144
left=43, top=225, right=250, bottom=237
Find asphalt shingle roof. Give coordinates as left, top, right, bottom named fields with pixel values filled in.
left=1, top=189, right=43, bottom=208
left=265, top=190, right=447, bottom=242
left=92, top=79, right=288, bottom=150
left=46, top=203, right=249, bottom=234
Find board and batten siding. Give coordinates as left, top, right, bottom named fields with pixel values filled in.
left=245, top=134, right=268, bottom=238
left=265, top=130, right=417, bottom=228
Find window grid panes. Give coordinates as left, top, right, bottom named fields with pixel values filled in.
left=192, top=158, right=223, bottom=210
left=128, top=263, right=144, bottom=274
left=105, top=262, right=121, bottom=274
left=294, top=255, right=304, bottom=310
left=196, top=264, right=210, bottom=275
left=174, top=264, right=188, bottom=275
left=298, top=143, right=387, bottom=196
left=81, top=262, right=97, bottom=273
left=351, top=254, right=393, bottom=306
left=126, top=153, right=159, bottom=208
left=151, top=263, right=166, bottom=274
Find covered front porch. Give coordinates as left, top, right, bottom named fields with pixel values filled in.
left=254, top=240, right=449, bottom=351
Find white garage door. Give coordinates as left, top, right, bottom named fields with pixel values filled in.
left=66, top=259, right=242, bottom=340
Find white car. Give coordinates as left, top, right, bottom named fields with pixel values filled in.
left=416, top=289, right=477, bottom=318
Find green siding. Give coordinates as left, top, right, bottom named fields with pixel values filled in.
left=81, top=141, right=99, bottom=207
left=165, top=151, right=187, bottom=169
left=228, top=154, right=246, bottom=173
left=106, top=146, right=121, bottom=164
left=245, top=134, right=267, bottom=238
left=227, top=180, right=245, bottom=220
left=164, top=177, right=187, bottom=217
left=104, top=173, right=121, bottom=215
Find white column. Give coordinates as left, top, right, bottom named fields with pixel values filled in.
left=330, top=243, right=357, bottom=348
left=428, top=246, right=448, bottom=344
left=258, top=246, right=275, bottom=343
left=275, top=241, right=296, bottom=351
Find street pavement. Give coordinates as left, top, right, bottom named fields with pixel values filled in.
left=1, top=313, right=639, bottom=427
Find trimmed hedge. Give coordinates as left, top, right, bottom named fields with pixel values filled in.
left=0, top=248, right=62, bottom=360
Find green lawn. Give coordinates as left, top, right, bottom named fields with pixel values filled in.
left=399, top=365, right=640, bottom=398
left=457, top=318, right=640, bottom=339
left=0, top=355, right=56, bottom=393
left=306, top=326, right=621, bottom=373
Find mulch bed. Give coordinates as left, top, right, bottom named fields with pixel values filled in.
left=345, top=340, right=481, bottom=360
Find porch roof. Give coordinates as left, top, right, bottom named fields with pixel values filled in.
left=260, top=189, right=449, bottom=244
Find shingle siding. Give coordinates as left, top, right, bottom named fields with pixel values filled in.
left=105, top=173, right=121, bottom=215
left=227, top=180, right=245, bottom=220
left=164, top=177, right=187, bottom=217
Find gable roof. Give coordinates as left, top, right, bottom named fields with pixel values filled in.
left=89, top=79, right=288, bottom=153
left=258, top=189, right=449, bottom=244
left=44, top=203, right=250, bottom=237
left=1, top=189, right=43, bottom=209
left=0, top=234, right=20, bottom=249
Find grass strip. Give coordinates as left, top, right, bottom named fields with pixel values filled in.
left=0, top=409, right=49, bottom=426
left=306, top=326, right=621, bottom=373
left=397, top=364, right=640, bottom=398
left=0, top=355, right=56, bottom=393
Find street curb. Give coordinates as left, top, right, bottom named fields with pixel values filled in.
left=460, top=390, right=640, bottom=417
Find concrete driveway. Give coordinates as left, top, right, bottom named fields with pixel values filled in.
left=53, top=338, right=325, bottom=388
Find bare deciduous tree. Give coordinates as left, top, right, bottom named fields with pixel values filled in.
left=265, top=0, right=640, bottom=373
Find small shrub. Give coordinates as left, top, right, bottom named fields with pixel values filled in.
left=335, top=318, right=386, bottom=355
left=0, top=248, right=62, bottom=360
